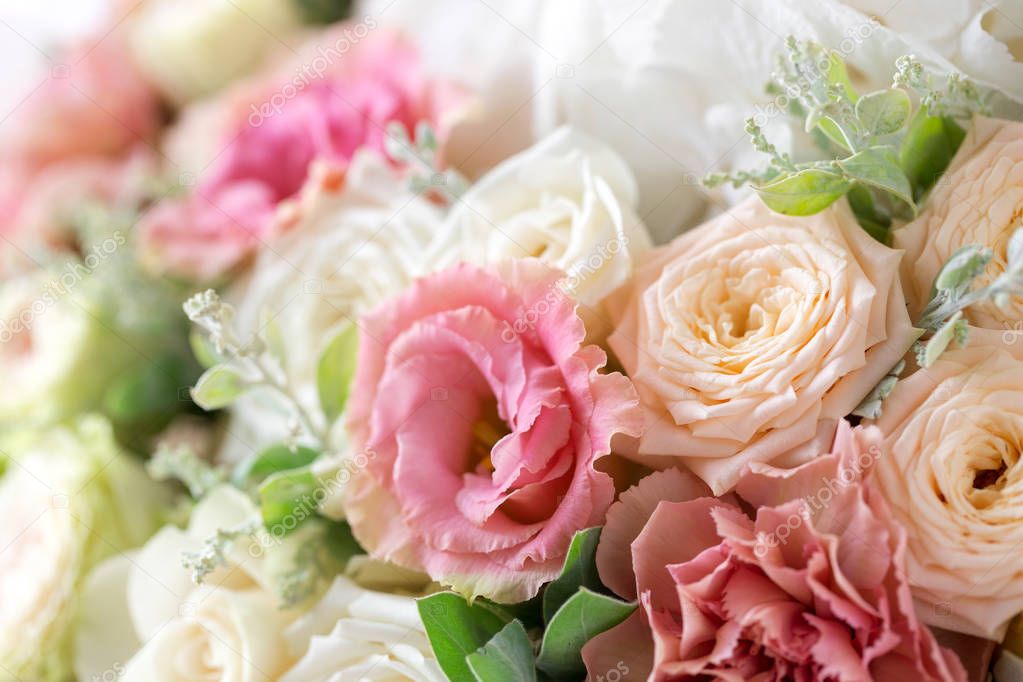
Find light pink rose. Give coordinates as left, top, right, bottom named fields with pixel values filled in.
left=138, top=27, right=465, bottom=282
left=342, top=259, right=643, bottom=603
left=1, top=36, right=158, bottom=170
left=608, top=196, right=919, bottom=494
left=871, top=329, right=1023, bottom=640
left=583, top=422, right=966, bottom=682
left=895, top=116, right=1023, bottom=329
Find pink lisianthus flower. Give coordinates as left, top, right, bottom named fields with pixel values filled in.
left=138, top=26, right=465, bottom=282
left=342, top=259, right=643, bottom=603
left=583, top=421, right=967, bottom=682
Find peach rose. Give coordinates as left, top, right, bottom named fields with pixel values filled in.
left=872, top=329, right=1023, bottom=640
left=609, top=196, right=918, bottom=494
left=895, top=116, right=1023, bottom=329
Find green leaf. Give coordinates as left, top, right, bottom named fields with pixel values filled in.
left=104, top=353, right=188, bottom=421
left=543, top=527, right=603, bottom=622
left=258, top=467, right=320, bottom=535
left=536, top=588, right=636, bottom=680
left=232, top=444, right=320, bottom=488
left=316, top=323, right=359, bottom=424
left=921, top=311, right=965, bottom=368
left=899, top=111, right=966, bottom=199
left=846, top=184, right=892, bottom=244
left=189, top=329, right=221, bottom=369
left=836, top=146, right=915, bottom=211
left=823, top=48, right=858, bottom=102
left=855, top=89, right=911, bottom=137
left=466, top=620, right=537, bottom=682
left=417, top=592, right=510, bottom=682
left=191, top=364, right=248, bottom=410
left=755, top=168, right=852, bottom=216
left=294, top=0, right=352, bottom=24
left=933, top=244, right=991, bottom=294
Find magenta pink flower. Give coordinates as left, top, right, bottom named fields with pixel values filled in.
left=583, top=421, right=966, bottom=682
left=139, top=27, right=465, bottom=281
left=342, top=259, right=643, bottom=603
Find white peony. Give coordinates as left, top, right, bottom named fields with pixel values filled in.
left=359, top=0, right=1023, bottom=242
left=219, top=151, right=444, bottom=459
left=0, top=416, right=167, bottom=681
left=429, top=126, right=652, bottom=337
left=127, top=0, right=302, bottom=105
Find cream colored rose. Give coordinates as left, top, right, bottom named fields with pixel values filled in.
left=127, top=0, right=301, bottom=105
left=871, top=330, right=1023, bottom=640
left=279, top=576, right=444, bottom=682
left=609, top=195, right=918, bottom=494
left=76, top=484, right=442, bottom=682
left=429, top=126, right=653, bottom=338
left=0, top=417, right=166, bottom=681
left=75, top=486, right=296, bottom=682
left=895, top=116, right=1023, bottom=330
left=218, top=152, right=444, bottom=460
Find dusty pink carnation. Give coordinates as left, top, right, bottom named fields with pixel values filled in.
left=583, top=421, right=966, bottom=682
left=138, top=27, right=464, bottom=281
left=342, top=259, right=643, bottom=603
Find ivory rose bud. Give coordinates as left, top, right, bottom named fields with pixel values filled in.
left=220, top=152, right=444, bottom=458
left=895, top=116, right=1023, bottom=329
left=429, top=126, right=653, bottom=337
left=583, top=422, right=966, bottom=682
left=0, top=417, right=167, bottom=681
left=127, top=0, right=302, bottom=105
left=871, top=330, right=1023, bottom=640
left=608, top=196, right=918, bottom=494
left=343, top=259, right=643, bottom=603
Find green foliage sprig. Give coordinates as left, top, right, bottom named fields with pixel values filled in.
left=705, top=38, right=989, bottom=241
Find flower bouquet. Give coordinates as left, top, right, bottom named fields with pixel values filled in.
left=3, top=1, right=1023, bottom=681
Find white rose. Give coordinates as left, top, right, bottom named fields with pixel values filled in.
left=429, top=126, right=652, bottom=337
left=279, top=576, right=444, bottom=682
left=220, top=152, right=444, bottom=459
left=128, top=0, right=302, bottom=105
left=360, top=0, right=1023, bottom=242
left=75, top=485, right=297, bottom=682
left=0, top=417, right=166, bottom=681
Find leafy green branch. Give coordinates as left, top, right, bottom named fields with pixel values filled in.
left=854, top=226, right=1023, bottom=418
left=705, top=38, right=988, bottom=239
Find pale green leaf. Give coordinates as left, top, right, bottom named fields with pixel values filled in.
left=855, top=89, right=911, bottom=137
left=317, top=323, right=359, bottom=424
left=191, top=365, right=248, bottom=410
left=755, top=168, right=852, bottom=216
